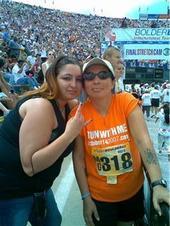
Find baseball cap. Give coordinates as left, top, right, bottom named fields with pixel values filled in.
left=83, top=57, right=115, bottom=77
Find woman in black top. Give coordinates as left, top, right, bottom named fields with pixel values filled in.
left=0, top=55, right=85, bottom=226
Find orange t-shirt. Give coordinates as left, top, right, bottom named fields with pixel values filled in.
left=72, top=92, right=144, bottom=202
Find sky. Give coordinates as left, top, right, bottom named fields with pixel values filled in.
left=13, top=0, right=170, bottom=19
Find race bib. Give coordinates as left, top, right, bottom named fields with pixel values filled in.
left=92, top=143, right=133, bottom=178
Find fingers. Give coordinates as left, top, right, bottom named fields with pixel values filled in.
left=85, top=213, right=99, bottom=226
left=153, top=200, right=162, bottom=216
left=73, top=104, right=92, bottom=130
left=93, top=208, right=100, bottom=222
left=75, top=102, right=82, bottom=117
left=84, top=119, right=93, bottom=126
left=84, top=206, right=100, bottom=226
left=153, top=189, right=170, bottom=216
left=85, top=215, right=95, bottom=226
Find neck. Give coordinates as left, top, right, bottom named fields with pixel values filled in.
left=55, top=99, right=67, bottom=118
left=47, top=59, right=53, bottom=64
left=55, top=99, right=67, bottom=110
left=90, top=95, right=112, bottom=116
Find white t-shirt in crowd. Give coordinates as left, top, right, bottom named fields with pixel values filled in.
left=162, top=88, right=170, bottom=103
left=142, top=93, right=151, bottom=106
left=150, top=89, right=161, bottom=99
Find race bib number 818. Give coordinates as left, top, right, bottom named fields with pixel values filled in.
left=92, top=143, right=133, bottom=176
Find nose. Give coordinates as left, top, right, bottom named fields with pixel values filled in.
left=70, top=78, right=77, bottom=87
left=93, top=75, right=100, bottom=83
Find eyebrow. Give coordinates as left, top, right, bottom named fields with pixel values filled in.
left=61, top=73, right=82, bottom=77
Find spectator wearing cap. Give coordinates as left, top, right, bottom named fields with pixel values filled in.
left=72, top=57, right=170, bottom=226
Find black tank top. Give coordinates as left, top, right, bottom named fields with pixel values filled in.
left=0, top=97, right=74, bottom=199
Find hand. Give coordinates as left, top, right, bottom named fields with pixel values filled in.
left=83, top=198, right=100, bottom=226
left=65, top=103, right=91, bottom=142
left=152, top=186, right=170, bottom=216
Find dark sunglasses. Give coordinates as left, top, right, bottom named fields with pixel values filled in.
left=82, top=71, right=113, bottom=81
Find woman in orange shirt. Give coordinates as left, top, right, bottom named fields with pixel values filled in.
left=72, top=58, right=170, bottom=226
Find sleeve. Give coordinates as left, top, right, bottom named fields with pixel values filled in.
left=120, top=92, right=140, bottom=118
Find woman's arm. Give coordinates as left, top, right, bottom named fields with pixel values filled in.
left=0, top=71, right=18, bottom=108
left=73, top=136, right=100, bottom=226
left=128, top=105, right=170, bottom=214
left=19, top=99, right=84, bottom=176
left=128, top=105, right=161, bottom=181
left=73, top=136, right=89, bottom=194
left=0, top=72, right=11, bottom=95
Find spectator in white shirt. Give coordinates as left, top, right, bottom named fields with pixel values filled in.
left=114, top=62, right=125, bottom=92
left=42, top=50, right=55, bottom=81
left=11, top=59, right=26, bottom=84
left=156, top=104, right=170, bottom=153
left=11, top=59, right=38, bottom=89
left=150, top=85, right=161, bottom=116
left=141, top=89, right=151, bottom=120
left=161, top=83, right=170, bottom=104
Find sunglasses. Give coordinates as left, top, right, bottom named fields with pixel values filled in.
left=82, top=71, right=113, bottom=81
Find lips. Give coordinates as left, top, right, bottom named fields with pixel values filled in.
left=91, top=88, right=102, bottom=92
left=67, top=90, right=77, bottom=95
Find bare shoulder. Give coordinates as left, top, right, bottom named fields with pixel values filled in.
left=22, top=97, right=51, bottom=108
left=68, top=99, right=79, bottom=110
left=19, top=98, right=57, bottom=139
left=19, top=97, right=53, bottom=118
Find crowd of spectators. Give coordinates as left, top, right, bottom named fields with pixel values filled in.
left=0, top=1, right=169, bottom=107
left=0, top=0, right=169, bottom=63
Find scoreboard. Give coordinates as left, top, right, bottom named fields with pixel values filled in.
left=125, top=67, right=164, bottom=83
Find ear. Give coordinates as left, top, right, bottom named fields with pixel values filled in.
left=112, top=79, right=115, bottom=87
left=111, top=79, right=115, bottom=93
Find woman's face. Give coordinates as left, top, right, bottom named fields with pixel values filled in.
left=114, top=63, right=125, bottom=80
left=110, top=49, right=122, bottom=68
left=48, top=51, right=55, bottom=61
left=57, top=64, right=82, bottom=101
left=83, top=64, right=114, bottom=99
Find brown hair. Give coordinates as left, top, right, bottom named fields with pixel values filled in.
left=22, top=55, right=81, bottom=100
